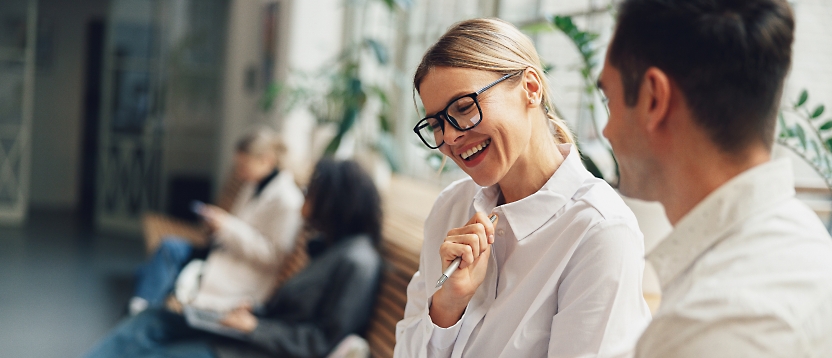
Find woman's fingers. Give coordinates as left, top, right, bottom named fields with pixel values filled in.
left=440, top=239, right=476, bottom=268
left=467, top=212, right=497, bottom=245
left=446, top=213, right=496, bottom=249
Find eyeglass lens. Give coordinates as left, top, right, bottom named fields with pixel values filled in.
left=417, top=96, right=482, bottom=148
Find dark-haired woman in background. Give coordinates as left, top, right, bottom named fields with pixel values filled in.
left=85, top=158, right=384, bottom=358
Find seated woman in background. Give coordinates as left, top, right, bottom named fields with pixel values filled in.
left=130, top=128, right=305, bottom=315
left=85, top=158, right=384, bottom=358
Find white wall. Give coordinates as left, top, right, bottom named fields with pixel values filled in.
left=277, top=0, right=344, bottom=180
left=29, top=0, right=107, bottom=210
left=216, top=0, right=270, bottom=188
left=216, top=0, right=344, bottom=183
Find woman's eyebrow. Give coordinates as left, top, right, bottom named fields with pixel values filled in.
left=425, top=90, right=474, bottom=117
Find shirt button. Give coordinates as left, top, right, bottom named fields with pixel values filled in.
left=497, top=229, right=505, bottom=236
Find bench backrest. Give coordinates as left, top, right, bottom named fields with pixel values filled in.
left=367, top=176, right=441, bottom=358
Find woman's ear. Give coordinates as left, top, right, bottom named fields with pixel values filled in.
left=522, top=69, right=543, bottom=107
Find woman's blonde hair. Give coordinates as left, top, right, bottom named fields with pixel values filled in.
left=235, top=128, right=287, bottom=168
left=414, top=18, right=574, bottom=144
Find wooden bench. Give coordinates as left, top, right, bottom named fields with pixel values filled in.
left=142, top=172, right=659, bottom=358
left=367, top=176, right=441, bottom=358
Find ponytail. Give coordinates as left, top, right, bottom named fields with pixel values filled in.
left=544, top=105, right=575, bottom=145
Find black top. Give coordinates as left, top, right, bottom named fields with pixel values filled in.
left=253, top=169, right=279, bottom=198
left=214, top=235, right=383, bottom=358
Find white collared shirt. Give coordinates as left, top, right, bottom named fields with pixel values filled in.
left=395, top=144, right=651, bottom=358
left=193, top=170, right=305, bottom=311
left=636, top=158, right=832, bottom=357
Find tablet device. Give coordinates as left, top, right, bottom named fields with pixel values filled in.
left=183, top=305, right=246, bottom=339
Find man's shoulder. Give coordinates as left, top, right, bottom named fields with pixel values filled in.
left=686, top=209, right=832, bottom=303
left=657, top=203, right=832, bottom=353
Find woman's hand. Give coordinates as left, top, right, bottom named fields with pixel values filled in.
left=200, top=204, right=230, bottom=233
left=220, top=303, right=258, bottom=333
left=429, top=212, right=497, bottom=328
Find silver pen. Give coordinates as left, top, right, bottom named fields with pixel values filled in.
left=435, top=214, right=498, bottom=288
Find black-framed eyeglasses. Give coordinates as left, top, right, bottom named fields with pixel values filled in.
left=413, top=70, right=523, bottom=149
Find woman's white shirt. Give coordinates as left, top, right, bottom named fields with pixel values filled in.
left=394, top=144, right=651, bottom=358
left=192, top=170, right=305, bottom=311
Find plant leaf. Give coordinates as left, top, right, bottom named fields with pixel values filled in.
left=810, top=139, right=821, bottom=159
left=379, top=114, right=392, bottom=133
left=796, top=89, right=808, bottom=108
left=825, top=138, right=832, bottom=153
left=364, top=39, right=389, bottom=65
left=393, top=0, right=412, bottom=10
left=778, top=113, right=788, bottom=138
left=521, top=21, right=555, bottom=34
left=581, top=153, right=605, bottom=180
left=811, top=105, right=825, bottom=119
left=819, top=121, right=832, bottom=131
left=795, top=125, right=806, bottom=149
left=825, top=153, right=832, bottom=172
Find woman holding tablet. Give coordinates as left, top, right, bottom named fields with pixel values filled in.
left=85, top=158, right=383, bottom=358
left=394, top=18, right=651, bottom=357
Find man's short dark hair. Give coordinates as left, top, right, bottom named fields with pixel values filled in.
left=608, top=0, right=794, bottom=152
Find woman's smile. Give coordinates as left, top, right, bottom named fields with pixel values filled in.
left=455, top=138, right=492, bottom=167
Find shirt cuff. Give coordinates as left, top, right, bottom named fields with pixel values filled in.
left=428, top=309, right=465, bottom=350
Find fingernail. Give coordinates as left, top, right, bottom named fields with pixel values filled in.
left=488, top=234, right=494, bottom=244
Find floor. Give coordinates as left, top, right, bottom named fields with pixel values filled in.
left=0, top=210, right=146, bottom=358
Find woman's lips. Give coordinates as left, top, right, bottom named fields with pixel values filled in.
left=460, top=140, right=490, bottom=168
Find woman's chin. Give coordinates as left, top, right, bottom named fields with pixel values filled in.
left=463, top=165, right=502, bottom=188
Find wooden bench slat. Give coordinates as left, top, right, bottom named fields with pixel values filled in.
left=367, top=319, right=397, bottom=350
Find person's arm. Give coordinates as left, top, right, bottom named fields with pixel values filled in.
left=394, top=197, right=494, bottom=357
left=212, top=197, right=302, bottom=267
left=230, top=250, right=382, bottom=357
left=394, top=269, right=466, bottom=358
left=547, top=219, right=652, bottom=358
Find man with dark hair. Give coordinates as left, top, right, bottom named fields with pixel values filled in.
left=598, top=0, right=832, bottom=356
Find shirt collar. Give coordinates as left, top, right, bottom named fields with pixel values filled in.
left=472, top=144, right=593, bottom=241
left=646, top=158, right=796, bottom=289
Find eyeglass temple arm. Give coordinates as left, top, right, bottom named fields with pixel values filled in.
left=475, top=70, right=524, bottom=95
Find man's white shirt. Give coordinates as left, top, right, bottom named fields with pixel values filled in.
left=637, top=158, right=832, bottom=357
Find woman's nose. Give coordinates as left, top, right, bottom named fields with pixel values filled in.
left=443, top=124, right=465, bottom=146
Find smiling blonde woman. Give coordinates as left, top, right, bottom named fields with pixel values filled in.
left=394, top=18, right=651, bottom=358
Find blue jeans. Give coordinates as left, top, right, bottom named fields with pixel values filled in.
left=134, top=238, right=194, bottom=307
left=84, top=308, right=216, bottom=358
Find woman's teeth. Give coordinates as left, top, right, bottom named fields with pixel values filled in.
left=461, top=139, right=491, bottom=160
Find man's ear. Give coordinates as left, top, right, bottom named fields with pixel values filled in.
left=640, top=67, right=672, bottom=132
left=522, top=69, right=543, bottom=106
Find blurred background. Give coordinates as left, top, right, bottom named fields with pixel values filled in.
left=0, top=0, right=830, bottom=357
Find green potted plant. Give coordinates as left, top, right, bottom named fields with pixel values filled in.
left=777, top=90, right=832, bottom=190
